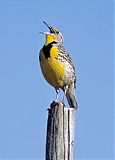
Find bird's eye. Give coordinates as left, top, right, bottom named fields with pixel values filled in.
left=56, top=31, right=59, bottom=34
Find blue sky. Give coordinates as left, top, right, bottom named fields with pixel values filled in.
left=0, top=0, right=114, bottom=159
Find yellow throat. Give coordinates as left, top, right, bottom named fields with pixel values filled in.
left=45, top=34, right=57, bottom=45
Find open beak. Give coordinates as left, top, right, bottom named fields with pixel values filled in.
left=43, top=21, right=52, bottom=31
left=39, top=21, right=53, bottom=35
left=39, top=31, right=50, bottom=35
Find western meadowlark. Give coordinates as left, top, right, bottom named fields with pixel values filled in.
left=39, top=21, right=77, bottom=109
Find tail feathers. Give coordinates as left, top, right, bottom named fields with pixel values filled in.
left=66, top=88, right=78, bottom=109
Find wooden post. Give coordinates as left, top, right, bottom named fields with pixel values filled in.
left=45, top=101, right=76, bottom=160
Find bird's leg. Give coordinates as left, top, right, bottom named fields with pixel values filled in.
left=55, top=88, right=60, bottom=101
left=62, top=85, right=68, bottom=104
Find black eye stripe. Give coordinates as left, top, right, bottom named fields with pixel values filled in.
left=49, top=28, right=54, bottom=33
left=50, top=28, right=59, bottom=34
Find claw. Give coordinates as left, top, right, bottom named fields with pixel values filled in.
left=55, top=88, right=60, bottom=101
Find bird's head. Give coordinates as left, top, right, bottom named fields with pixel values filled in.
left=40, top=21, right=64, bottom=45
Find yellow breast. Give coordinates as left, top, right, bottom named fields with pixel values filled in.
left=39, top=46, right=65, bottom=88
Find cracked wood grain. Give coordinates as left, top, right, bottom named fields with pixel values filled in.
left=45, top=101, right=76, bottom=160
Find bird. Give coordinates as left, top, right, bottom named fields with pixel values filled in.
left=39, top=21, right=78, bottom=109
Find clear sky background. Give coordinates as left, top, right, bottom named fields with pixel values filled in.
left=0, top=0, right=114, bottom=159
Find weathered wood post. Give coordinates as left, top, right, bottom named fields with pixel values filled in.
left=46, top=101, right=76, bottom=160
